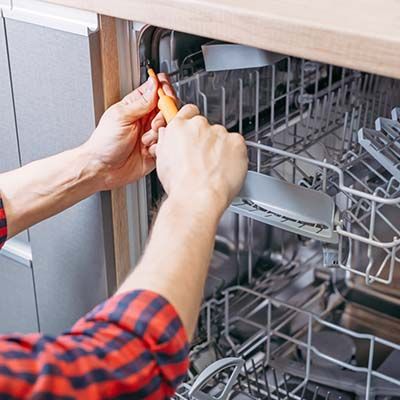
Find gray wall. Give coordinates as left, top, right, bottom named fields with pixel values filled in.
left=0, top=17, right=114, bottom=334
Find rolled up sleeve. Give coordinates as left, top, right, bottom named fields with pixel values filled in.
left=0, top=290, right=189, bottom=399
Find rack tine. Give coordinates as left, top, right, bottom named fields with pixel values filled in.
left=272, top=368, right=282, bottom=400
left=251, top=359, right=262, bottom=398
left=312, top=386, right=320, bottom=400
left=237, top=377, right=244, bottom=391
left=244, top=362, right=254, bottom=396
left=283, top=373, right=292, bottom=400
left=260, top=367, right=270, bottom=400
left=325, top=392, right=331, bottom=400
left=300, top=382, right=308, bottom=400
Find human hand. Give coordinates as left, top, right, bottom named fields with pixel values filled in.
left=154, top=105, right=248, bottom=216
left=84, top=73, right=177, bottom=190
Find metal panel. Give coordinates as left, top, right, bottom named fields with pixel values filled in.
left=6, top=19, right=110, bottom=334
left=0, top=17, right=19, bottom=172
left=0, top=17, right=30, bottom=248
left=0, top=236, right=32, bottom=267
left=0, top=254, right=38, bottom=333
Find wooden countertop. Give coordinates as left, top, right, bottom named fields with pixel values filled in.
left=47, top=0, right=400, bottom=79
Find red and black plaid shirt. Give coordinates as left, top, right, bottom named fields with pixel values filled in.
left=0, top=198, right=6, bottom=247
left=0, top=197, right=189, bottom=399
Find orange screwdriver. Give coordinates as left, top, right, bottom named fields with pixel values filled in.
left=146, top=60, right=179, bottom=123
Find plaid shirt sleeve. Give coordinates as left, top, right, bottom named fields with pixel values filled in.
left=0, top=194, right=189, bottom=398
left=0, top=197, right=7, bottom=249
left=0, top=289, right=189, bottom=399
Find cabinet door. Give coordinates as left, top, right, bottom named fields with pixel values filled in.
left=0, top=18, right=19, bottom=173
left=5, top=19, right=112, bottom=334
left=0, top=15, right=36, bottom=334
left=0, top=17, right=29, bottom=246
left=0, top=253, right=38, bottom=333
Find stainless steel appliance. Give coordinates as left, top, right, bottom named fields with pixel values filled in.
left=131, top=26, right=400, bottom=400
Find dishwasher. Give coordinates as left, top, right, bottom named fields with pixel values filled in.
left=131, top=26, right=400, bottom=400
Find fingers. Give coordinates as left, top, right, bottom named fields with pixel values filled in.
left=141, top=74, right=177, bottom=146
left=142, top=110, right=165, bottom=146
left=142, top=130, right=157, bottom=147
left=151, top=110, right=166, bottom=131
left=142, top=153, right=156, bottom=175
left=143, top=122, right=167, bottom=157
left=157, top=127, right=167, bottom=145
left=120, top=77, right=159, bottom=121
left=116, top=73, right=178, bottom=124
left=147, top=128, right=166, bottom=158
left=142, top=104, right=202, bottom=154
left=175, top=104, right=200, bottom=120
left=123, top=77, right=158, bottom=103
left=158, top=73, right=178, bottom=101
left=143, top=105, right=203, bottom=153
left=148, top=143, right=157, bottom=158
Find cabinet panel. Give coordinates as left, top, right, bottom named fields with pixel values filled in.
left=5, top=19, right=100, bottom=155
left=0, top=254, right=38, bottom=333
left=5, top=19, right=110, bottom=334
left=0, top=17, right=19, bottom=173
left=0, top=16, right=30, bottom=255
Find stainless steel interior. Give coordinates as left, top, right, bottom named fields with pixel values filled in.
left=135, top=26, right=400, bottom=400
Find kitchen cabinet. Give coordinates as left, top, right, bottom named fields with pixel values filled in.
left=47, top=0, right=400, bottom=80
left=0, top=9, right=116, bottom=333
left=0, top=16, right=19, bottom=173
left=0, top=13, right=35, bottom=333
left=0, top=11, right=399, bottom=400
left=0, top=253, right=38, bottom=333
left=4, top=18, right=111, bottom=334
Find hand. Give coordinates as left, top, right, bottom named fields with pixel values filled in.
left=84, top=74, right=177, bottom=190
left=155, top=105, right=248, bottom=215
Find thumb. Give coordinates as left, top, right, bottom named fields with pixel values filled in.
left=121, top=77, right=158, bottom=122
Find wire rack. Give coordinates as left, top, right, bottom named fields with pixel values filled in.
left=164, top=49, right=400, bottom=400
left=172, top=55, right=400, bottom=286
left=174, top=286, right=400, bottom=400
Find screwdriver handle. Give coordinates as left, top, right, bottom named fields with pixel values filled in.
left=157, top=91, right=179, bottom=123
left=147, top=66, right=178, bottom=123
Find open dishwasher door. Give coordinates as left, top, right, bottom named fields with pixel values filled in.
left=126, top=23, right=400, bottom=400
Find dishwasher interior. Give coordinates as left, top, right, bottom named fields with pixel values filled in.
left=135, top=27, right=400, bottom=400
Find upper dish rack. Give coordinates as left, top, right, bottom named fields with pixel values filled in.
left=172, top=55, right=400, bottom=287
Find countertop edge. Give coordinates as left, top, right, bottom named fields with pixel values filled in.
left=45, top=0, right=400, bottom=79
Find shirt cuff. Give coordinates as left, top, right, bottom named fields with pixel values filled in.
left=0, top=197, right=7, bottom=249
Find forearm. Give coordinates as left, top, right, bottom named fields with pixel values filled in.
left=0, top=145, right=103, bottom=238
left=118, top=194, right=222, bottom=338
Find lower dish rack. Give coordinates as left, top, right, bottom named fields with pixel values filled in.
left=174, top=285, right=400, bottom=400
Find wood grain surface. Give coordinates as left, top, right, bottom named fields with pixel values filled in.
left=99, top=15, right=132, bottom=287
left=47, top=0, right=400, bottom=79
